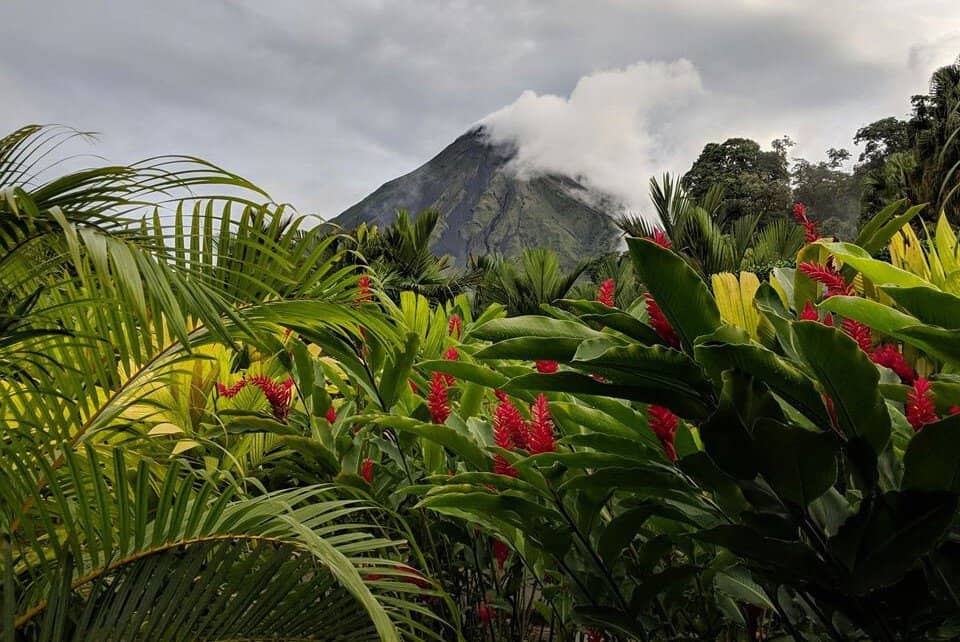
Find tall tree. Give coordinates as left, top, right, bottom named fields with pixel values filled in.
left=681, top=137, right=792, bottom=224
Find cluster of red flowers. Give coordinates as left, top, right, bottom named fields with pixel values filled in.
left=800, top=299, right=834, bottom=326
left=798, top=260, right=853, bottom=298
left=535, top=360, right=559, bottom=373
left=906, top=377, right=939, bottom=431
left=362, top=457, right=374, bottom=484
left=218, top=375, right=293, bottom=421
left=325, top=405, right=337, bottom=423
left=648, top=227, right=672, bottom=249
left=798, top=258, right=918, bottom=385
left=492, top=391, right=557, bottom=476
left=596, top=278, right=615, bottom=307
left=793, top=202, right=821, bottom=243
left=842, top=318, right=873, bottom=353
left=647, top=404, right=679, bottom=461
left=356, top=273, right=372, bottom=305
left=428, top=372, right=450, bottom=424
left=871, top=343, right=915, bottom=384
left=645, top=293, right=680, bottom=348
left=448, top=314, right=462, bottom=339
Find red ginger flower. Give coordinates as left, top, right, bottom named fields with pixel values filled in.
left=494, top=396, right=528, bottom=451
left=871, top=343, right=915, bottom=384
left=325, top=405, right=337, bottom=423
left=798, top=300, right=834, bottom=326
left=493, top=400, right=520, bottom=477
left=218, top=375, right=293, bottom=421
left=535, top=359, right=559, bottom=373
left=906, top=376, right=938, bottom=431
left=644, top=293, right=680, bottom=348
left=428, top=372, right=450, bottom=424
left=361, top=458, right=374, bottom=484
left=447, top=314, right=462, bottom=339
left=596, top=278, right=615, bottom=307
left=842, top=318, right=873, bottom=352
left=356, top=273, right=372, bottom=305
left=648, top=228, right=672, bottom=249
left=647, top=404, right=679, bottom=461
left=799, top=299, right=820, bottom=321
left=528, top=393, right=556, bottom=454
left=793, top=202, right=821, bottom=243
left=798, top=261, right=853, bottom=298
left=493, top=539, right=509, bottom=570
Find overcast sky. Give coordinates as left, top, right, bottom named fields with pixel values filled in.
left=2, top=1, right=959, bottom=216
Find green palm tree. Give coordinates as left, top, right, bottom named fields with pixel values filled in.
left=354, top=209, right=477, bottom=304
left=618, top=173, right=802, bottom=277
left=471, top=247, right=587, bottom=315
left=0, top=125, right=447, bottom=641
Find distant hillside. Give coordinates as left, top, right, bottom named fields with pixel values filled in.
left=332, top=127, right=623, bottom=266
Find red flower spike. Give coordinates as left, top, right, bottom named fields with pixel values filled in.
left=362, top=458, right=374, bottom=484
left=596, top=278, right=615, bottom=307
left=447, top=314, right=462, bottom=339
left=535, top=360, right=559, bottom=374
left=799, top=299, right=819, bottom=321
left=793, top=202, right=821, bottom=243
left=842, top=318, right=873, bottom=352
left=494, top=396, right=528, bottom=451
left=906, top=376, right=939, bottom=431
left=823, top=312, right=834, bottom=327
left=644, top=293, right=680, bottom=348
left=356, top=274, right=372, bottom=306
left=220, top=375, right=293, bottom=421
left=647, top=404, right=679, bottom=462
left=218, top=380, right=247, bottom=398
left=493, top=402, right=520, bottom=477
left=494, top=389, right=509, bottom=403
left=871, top=343, right=915, bottom=384
left=325, top=406, right=337, bottom=423
left=528, top=394, right=556, bottom=454
left=428, top=372, right=450, bottom=424
left=493, top=454, right=518, bottom=477
left=648, top=228, right=672, bottom=249
left=493, top=540, right=509, bottom=570
left=798, top=262, right=852, bottom=298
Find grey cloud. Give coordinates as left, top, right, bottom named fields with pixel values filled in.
left=0, top=0, right=957, bottom=217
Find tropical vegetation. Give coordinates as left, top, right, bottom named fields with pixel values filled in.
left=2, top=54, right=960, bottom=642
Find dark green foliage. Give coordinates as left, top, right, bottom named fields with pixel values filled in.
left=681, top=137, right=792, bottom=224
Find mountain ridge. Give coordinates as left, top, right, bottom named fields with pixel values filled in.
left=331, top=127, right=623, bottom=266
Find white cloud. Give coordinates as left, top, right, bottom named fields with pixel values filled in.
left=480, top=60, right=708, bottom=210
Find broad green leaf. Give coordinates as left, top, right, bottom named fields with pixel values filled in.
left=902, top=415, right=960, bottom=493
left=794, top=321, right=891, bottom=453
left=753, top=419, right=839, bottom=506
left=362, top=415, right=491, bottom=471
left=819, top=241, right=932, bottom=289
left=627, top=237, right=721, bottom=353
left=828, top=490, right=957, bottom=593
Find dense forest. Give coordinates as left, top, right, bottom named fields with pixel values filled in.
left=1, top=56, right=959, bottom=642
